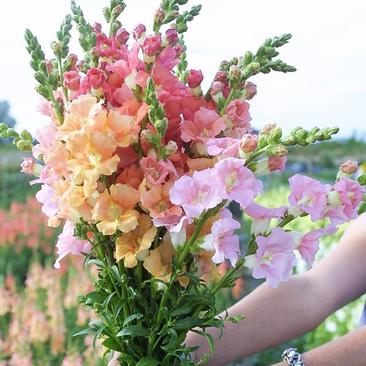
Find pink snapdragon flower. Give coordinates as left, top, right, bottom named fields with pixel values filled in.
left=240, top=134, right=258, bottom=153
left=140, top=156, right=177, bottom=186
left=54, top=221, right=91, bottom=269
left=206, top=137, right=241, bottom=158
left=326, top=178, right=364, bottom=225
left=187, top=69, right=204, bottom=88
left=169, top=169, right=222, bottom=218
left=64, top=70, right=81, bottom=91
left=215, top=158, right=263, bottom=208
left=32, top=124, right=57, bottom=159
left=246, top=203, right=287, bottom=235
left=252, top=227, right=296, bottom=288
left=165, top=28, right=179, bottom=46
left=298, top=226, right=335, bottom=267
left=180, top=107, right=226, bottom=143
left=202, top=209, right=241, bottom=266
left=35, top=184, right=59, bottom=218
left=142, top=34, right=162, bottom=56
left=133, top=24, right=146, bottom=40
left=226, top=99, right=251, bottom=129
left=288, top=174, right=331, bottom=221
left=268, top=156, right=287, bottom=172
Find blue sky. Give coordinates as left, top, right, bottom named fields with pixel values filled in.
left=0, top=0, right=365, bottom=138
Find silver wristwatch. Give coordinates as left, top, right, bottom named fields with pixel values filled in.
left=282, top=348, right=305, bottom=366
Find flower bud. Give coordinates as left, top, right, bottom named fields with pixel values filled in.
left=20, top=130, right=33, bottom=142
left=229, top=65, right=241, bottom=81
left=93, top=22, right=102, bottom=33
left=244, top=81, right=257, bottom=100
left=268, top=127, right=283, bottom=144
left=340, top=160, right=358, bottom=175
left=165, top=28, right=179, bottom=46
left=269, top=144, right=288, bottom=157
left=210, top=81, right=224, bottom=103
left=16, top=140, right=33, bottom=151
left=133, top=24, right=146, bottom=40
left=154, top=8, right=165, bottom=24
left=214, top=71, right=228, bottom=84
left=115, top=28, right=130, bottom=45
left=64, top=70, right=81, bottom=91
left=357, top=174, right=366, bottom=186
left=240, top=134, right=258, bottom=153
left=261, top=123, right=278, bottom=135
left=268, top=156, right=287, bottom=172
left=142, top=34, right=162, bottom=56
left=187, top=69, right=203, bottom=88
left=67, top=53, right=78, bottom=67
left=174, top=43, right=185, bottom=57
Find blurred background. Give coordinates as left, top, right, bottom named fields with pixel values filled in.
left=0, top=0, right=365, bottom=365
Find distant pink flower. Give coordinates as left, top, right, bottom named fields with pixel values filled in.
left=288, top=174, right=331, bottom=221
left=169, top=169, right=222, bottom=218
left=226, top=99, right=251, bottom=129
left=140, top=156, right=177, bottom=186
left=206, top=137, right=241, bottom=158
left=215, top=158, right=263, bottom=208
left=187, top=69, right=204, bottom=88
left=20, top=157, right=36, bottom=175
left=35, top=184, right=59, bottom=218
left=202, top=209, right=241, bottom=266
left=54, top=221, right=91, bottom=269
left=181, top=107, right=226, bottom=143
left=246, top=202, right=287, bottom=235
left=143, top=34, right=162, bottom=56
left=252, top=228, right=296, bottom=288
left=64, top=70, right=81, bottom=91
left=326, top=178, right=364, bottom=225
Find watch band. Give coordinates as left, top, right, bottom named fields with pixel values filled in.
left=282, top=348, right=305, bottom=366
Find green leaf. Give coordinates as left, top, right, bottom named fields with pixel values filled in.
left=103, top=337, right=122, bottom=352
left=86, top=291, right=108, bottom=304
left=136, top=357, right=160, bottom=366
left=123, top=313, right=143, bottom=327
left=171, top=304, right=193, bottom=317
left=73, top=328, right=92, bottom=337
left=117, top=325, right=148, bottom=338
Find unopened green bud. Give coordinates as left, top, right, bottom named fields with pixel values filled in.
left=16, top=140, right=33, bottom=151
left=268, top=127, right=282, bottom=143
left=242, top=62, right=261, bottom=79
left=358, top=174, right=366, bottom=186
left=20, top=130, right=33, bottom=142
left=268, top=144, right=288, bottom=157
left=229, top=65, right=241, bottom=81
left=294, top=128, right=309, bottom=146
left=6, top=128, right=18, bottom=138
left=154, top=118, right=168, bottom=137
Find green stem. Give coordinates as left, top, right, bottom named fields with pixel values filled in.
left=57, top=55, right=69, bottom=103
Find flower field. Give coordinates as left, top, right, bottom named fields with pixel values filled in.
left=0, top=154, right=364, bottom=365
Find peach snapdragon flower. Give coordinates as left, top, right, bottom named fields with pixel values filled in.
left=115, top=214, right=157, bottom=268
left=92, top=184, right=140, bottom=235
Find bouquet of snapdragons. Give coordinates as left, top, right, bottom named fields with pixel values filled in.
left=1, top=1, right=365, bottom=365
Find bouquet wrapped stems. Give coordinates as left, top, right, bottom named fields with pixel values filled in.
left=1, top=0, right=366, bottom=364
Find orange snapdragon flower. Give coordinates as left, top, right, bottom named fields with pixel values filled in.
left=115, top=214, right=157, bottom=268
left=92, top=184, right=140, bottom=235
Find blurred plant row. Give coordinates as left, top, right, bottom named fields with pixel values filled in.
left=0, top=183, right=364, bottom=365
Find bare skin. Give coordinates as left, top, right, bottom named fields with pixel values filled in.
left=187, top=214, right=366, bottom=365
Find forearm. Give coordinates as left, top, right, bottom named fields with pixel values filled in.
left=189, top=273, right=334, bottom=365
left=274, top=326, right=366, bottom=366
